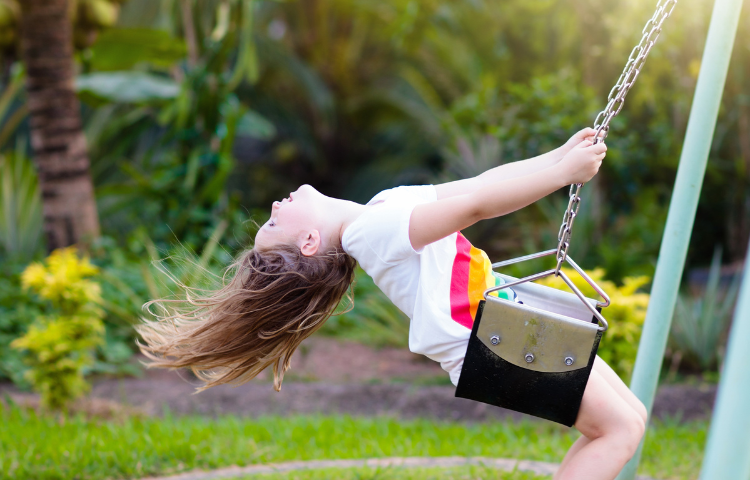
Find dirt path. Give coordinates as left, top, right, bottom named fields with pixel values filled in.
left=0, top=337, right=717, bottom=421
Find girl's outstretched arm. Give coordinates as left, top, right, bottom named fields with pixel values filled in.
left=435, top=128, right=601, bottom=200
left=409, top=139, right=606, bottom=251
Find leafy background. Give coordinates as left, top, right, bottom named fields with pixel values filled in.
left=0, top=0, right=747, bottom=385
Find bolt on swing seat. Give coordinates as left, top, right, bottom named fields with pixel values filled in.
left=455, top=249, right=610, bottom=427
left=454, top=0, right=676, bottom=426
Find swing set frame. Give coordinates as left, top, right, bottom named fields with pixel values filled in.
left=616, top=0, right=748, bottom=478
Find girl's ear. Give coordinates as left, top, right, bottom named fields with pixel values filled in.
left=299, top=230, right=321, bottom=256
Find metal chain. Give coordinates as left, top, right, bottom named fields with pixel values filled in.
left=554, top=0, right=678, bottom=274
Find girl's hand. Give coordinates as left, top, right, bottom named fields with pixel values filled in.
left=556, top=140, right=607, bottom=185
left=559, top=128, right=604, bottom=157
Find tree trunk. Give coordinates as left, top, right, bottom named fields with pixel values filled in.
left=18, top=0, right=100, bottom=251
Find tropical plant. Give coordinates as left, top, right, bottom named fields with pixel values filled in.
left=0, top=63, right=25, bottom=149
left=0, top=146, right=42, bottom=260
left=11, top=248, right=106, bottom=410
left=77, top=0, right=271, bottom=251
left=669, top=248, right=742, bottom=372
left=536, top=267, right=651, bottom=380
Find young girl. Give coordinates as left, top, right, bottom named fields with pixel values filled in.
left=138, top=127, right=646, bottom=480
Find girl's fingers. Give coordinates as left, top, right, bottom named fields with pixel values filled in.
left=580, top=127, right=596, bottom=136
left=587, top=143, right=607, bottom=154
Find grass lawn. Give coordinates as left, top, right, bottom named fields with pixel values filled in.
left=0, top=401, right=706, bottom=480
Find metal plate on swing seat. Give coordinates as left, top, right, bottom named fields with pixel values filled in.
left=477, top=297, right=599, bottom=373
left=477, top=278, right=600, bottom=374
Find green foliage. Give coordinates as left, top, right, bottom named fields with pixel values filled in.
left=11, top=314, right=105, bottom=411
left=537, top=268, right=650, bottom=381
left=72, top=0, right=748, bottom=282
left=0, top=146, right=42, bottom=261
left=4, top=0, right=748, bottom=387
left=669, top=248, right=741, bottom=371
left=0, top=260, right=44, bottom=386
left=82, top=6, right=270, bottom=251
left=0, top=406, right=706, bottom=480
left=11, top=248, right=106, bottom=410
left=88, top=27, right=188, bottom=71
left=0, top=241, right=147, bottom=385
left=76, top=71, right=180, bottom=104
left=0, top=68, right=38, bottom=264
left=0, top=64, right=26, bottom=150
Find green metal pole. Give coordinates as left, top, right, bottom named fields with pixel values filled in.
left=699, top=239, right=750, bottom=479
left=615, top=0, right=743, bottom=478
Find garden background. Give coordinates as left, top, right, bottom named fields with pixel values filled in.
left=0, top=0, right=748, bottom=479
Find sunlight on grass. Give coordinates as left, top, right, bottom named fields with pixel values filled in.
left=0, top=401, right=705, bottom=480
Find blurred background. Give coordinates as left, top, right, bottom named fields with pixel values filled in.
left=0, top=0, right=747, bottom=478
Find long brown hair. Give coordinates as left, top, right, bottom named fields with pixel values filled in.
left=136, top=244, right=357, bottom=392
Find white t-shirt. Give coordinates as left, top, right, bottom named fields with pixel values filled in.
left=341, top=185, right=516, bottom=385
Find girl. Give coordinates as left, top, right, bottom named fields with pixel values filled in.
left=138, top=127, right=646, bottom=480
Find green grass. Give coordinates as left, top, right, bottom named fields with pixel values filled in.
left=0, top=401, right=706, bottom=480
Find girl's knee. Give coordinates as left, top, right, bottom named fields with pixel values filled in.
left=616, top=407, right=646, bottom=457
left=596, top=403, right=645, bottom=453
left=629, top=408, right=646, bottom=441
left=634, top=397, right=648, bottom=425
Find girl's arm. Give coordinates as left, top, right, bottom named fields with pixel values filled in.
left=409, top=139, right=606, bottom=251
left=434, top=128, right=601, bottom=200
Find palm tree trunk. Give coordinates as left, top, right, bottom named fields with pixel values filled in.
left=18, top=0, right=100, bottom=251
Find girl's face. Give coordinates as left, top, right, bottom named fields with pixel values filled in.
left=254, top=184, right=326, bottom=251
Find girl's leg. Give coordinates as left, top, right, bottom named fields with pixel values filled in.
left=555, top=358, right=647, bottom=476
left=592, top=356, right=648, bottom=424
left=553, top=368, right=646, bottom=480
left=555, top=435, right=592, bottom=475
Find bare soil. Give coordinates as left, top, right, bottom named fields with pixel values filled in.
left=1, top=337, right=717, bottom=422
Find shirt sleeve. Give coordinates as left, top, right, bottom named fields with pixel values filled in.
left=367, top=185, right=437, bottom=205
left=361, top=201, right=420, bottom=264
left=347, top=185, right=436, bottom=264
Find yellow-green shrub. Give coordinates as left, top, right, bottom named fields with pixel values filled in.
left=11, top=248, right=105, bottom=410
left=537, top=268, right=650, bottom=381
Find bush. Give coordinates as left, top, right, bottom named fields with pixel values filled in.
left=537, top=267, right=650, bottom=380
left=669, top=249, right=741, bottom=372
left=10, top=248, right=105, bottom=410
left=0, top=260, right=44, bottom=386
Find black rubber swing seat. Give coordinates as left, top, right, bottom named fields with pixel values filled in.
left=455, top=250, right=610, bottom=427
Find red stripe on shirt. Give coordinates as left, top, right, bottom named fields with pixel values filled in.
left=450, top=233, right=474, bottom=329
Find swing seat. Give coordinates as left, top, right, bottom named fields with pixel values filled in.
left=455, top=252, right=609, bottom=427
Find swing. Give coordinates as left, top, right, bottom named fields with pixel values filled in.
left=455, top=0, right=677, bottom=426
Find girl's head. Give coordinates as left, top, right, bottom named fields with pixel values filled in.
left=254, top=184, right=341, bottom=256
left=137, top=186, right=357, bottom=392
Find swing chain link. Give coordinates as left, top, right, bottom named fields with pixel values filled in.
left=554, top=0, right=677, bottom=275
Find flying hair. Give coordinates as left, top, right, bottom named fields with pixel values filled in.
left=136, top=243, right=357, bottom=392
